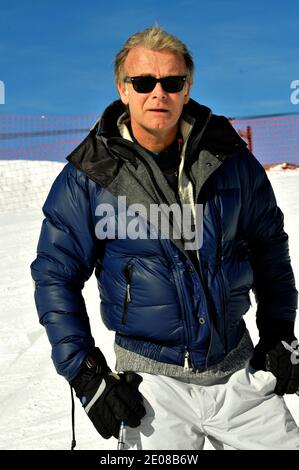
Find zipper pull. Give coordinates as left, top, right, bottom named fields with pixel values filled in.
left=126, top=283, right=131, bottom=303
left=184, top=351, right=190, bottom=370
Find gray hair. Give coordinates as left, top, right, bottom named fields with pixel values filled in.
left=114, top=25, right=194, bottom=85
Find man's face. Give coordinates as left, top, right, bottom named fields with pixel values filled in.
left=117, top=46, right=190, bottom=147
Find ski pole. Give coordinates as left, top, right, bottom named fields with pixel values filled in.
left=117, top=420, right=125, bottom=450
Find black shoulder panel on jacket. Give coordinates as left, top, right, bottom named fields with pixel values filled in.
left=184, top=99, right=246, bottom=157
left=183, top=99, right=247, bottom=173
left=200, top=114, right=246, bottom=155
left=98, top=100, right=127, bottom=138
left=66, top=131, right=122, bottom=188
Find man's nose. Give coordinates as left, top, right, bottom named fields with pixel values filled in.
left=151, top=82, right=166, bottom=98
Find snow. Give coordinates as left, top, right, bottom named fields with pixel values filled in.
left=0, top=160, right=298, bottom=450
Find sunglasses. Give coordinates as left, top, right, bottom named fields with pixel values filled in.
left=124, top=75, right=187, bottom=93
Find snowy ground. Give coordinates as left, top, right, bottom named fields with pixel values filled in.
left=0, top=161, right=298, bottom=450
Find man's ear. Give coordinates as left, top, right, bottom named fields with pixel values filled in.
left=183, top=81, right=191, bottom=105
left=117, top=81, right=129, bottom=105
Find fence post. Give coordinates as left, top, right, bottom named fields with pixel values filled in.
left=246, top=125, right=253, bottom=153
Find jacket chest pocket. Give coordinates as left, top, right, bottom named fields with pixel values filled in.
left=122, top=263, right=133, bottom=324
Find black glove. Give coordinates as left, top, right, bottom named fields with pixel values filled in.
left=250, top=320, right=299, bottom=395
left=70, top=348, right=146, bottom=439
left=264, top=340, right=299, bottom=395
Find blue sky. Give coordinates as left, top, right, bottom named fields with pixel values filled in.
left=0, top=0, right=298, bottom=118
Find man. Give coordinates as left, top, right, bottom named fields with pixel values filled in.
left=31, top=26, right=299, bottom=450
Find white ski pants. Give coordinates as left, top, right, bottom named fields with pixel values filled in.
left=123, top=366, right=299, bottom=450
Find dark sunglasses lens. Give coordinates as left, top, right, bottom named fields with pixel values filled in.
left=133, top=77, right=156, bottom=93
left=162, top=77, right=185, bottom=93
left=132, top=76, right=186, bottom=93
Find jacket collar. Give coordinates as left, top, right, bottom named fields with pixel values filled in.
left=95, top=98, right=211, bottom=138
left=94, top=98, right=245, bottom=157
left=67, top=98, right=246, bottom=187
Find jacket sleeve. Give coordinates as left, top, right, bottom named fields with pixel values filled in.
left=31, top=163, right=98, bottom=382
left=239, top=148, right=298, bottom=342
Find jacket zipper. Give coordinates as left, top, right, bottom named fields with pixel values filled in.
left=211, top=196, right=228, bottom=355
left=219, top=268, right=228, bottom=354
left=184, top=351, right=191, bottom=370
left=131, top=153, right=193, bottom=368
left=163, top=241, right=192, bottom=370
left=122, top=264, right=133, bottom=324
left=177, top=268, right=191, bottom=370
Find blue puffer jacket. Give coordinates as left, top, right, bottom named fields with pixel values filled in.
left=31, top=99, right=297, bottom=382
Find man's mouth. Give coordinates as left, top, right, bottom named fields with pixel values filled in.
left=148, top=109, right=169, bottom=113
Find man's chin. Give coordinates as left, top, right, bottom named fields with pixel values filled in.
left=146, top=119, right=174, bottom=132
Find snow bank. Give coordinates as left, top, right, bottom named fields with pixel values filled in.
left=0, top=160, right=65, bottom=213
left=265, top=162, right=299, bottom=172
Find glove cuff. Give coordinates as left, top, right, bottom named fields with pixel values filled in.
left=251, top=320, right=296, bottom=371
left=257, top=319, right=295, bottom=351
left=70, top=347, right=111, bottom=397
